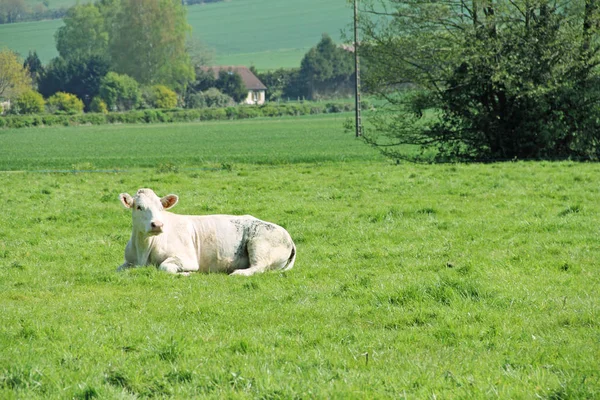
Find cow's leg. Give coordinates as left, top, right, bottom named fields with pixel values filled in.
left=117, top=262, right=134, bottom=271
left=158, top=256, right=198, bottom=275
left=230, top=228, right=294, bottom=277
left=230, top=265, right=265, bottom=276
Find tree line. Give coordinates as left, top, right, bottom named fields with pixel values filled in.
left=0, top=0, right=225, bottom=24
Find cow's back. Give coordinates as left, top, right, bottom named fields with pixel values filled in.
left=187, top=214, right=293, bottom=273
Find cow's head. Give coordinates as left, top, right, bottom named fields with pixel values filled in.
left=120, top=188, right=178, bottom=236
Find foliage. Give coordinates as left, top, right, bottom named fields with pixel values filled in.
left=23, top=51, right=44, bottom=85
left=256, top=67, right=302, bottom=101
left=0, top=48, right=31, bottom=99
left=55, top=2, right=110, bottom=60
left=47, top=92, right=84, bottom=114
left=98, top=72, right=141, bottom=111
left=297, top=34, right=354, bottom=99
left=0, top=1, right=68, bottom=24
left=110, top=0, right=194, bottom=90
left=197, top=87, right=236, bottom=108
left=0, top=0, right=27, bottom=24
left=360, top=0, right=600, bottom=161
left=215, top=69, right=247, bottom=103
left=185, top=36, right=215, bottom=70
left=89, top=97, right=108, bottom=114
left=37, top=54, right=110, bottom=110
left=12, top=90, right=45, bottom=114
left=0, top=101, right=356, bottom=129
left=189, top=66, right=217, bottom=93
left=143, top=85, right=178, bottom=109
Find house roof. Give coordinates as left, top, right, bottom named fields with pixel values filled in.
left=202, top=66, right=267, bottom=90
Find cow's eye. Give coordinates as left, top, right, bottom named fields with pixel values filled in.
left=136, top=205, right=142, bottom=211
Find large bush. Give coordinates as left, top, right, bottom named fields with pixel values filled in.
left=143, top=85, right=178, bottom=109
left=89, top=97, right=108, bottom=114
left=198, top=88, right=236, bottom=108
left=99, top=72, right=141, bottom=111
left=13, top=90, right=45, bottom=114
left=47, top=92, right=84, bottom=114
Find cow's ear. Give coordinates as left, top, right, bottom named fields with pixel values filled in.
left=120, top=193, right=134, bottom=209
left=161, top=194, right=178, bottom=210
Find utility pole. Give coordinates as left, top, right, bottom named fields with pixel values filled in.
left=353, top=0, right=362, bottom=137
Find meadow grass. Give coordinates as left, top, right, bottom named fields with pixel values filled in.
left=0, top=114, right=378, bottom=171
left=1, top=0, right=351, bottom=69
left=0, top=116, right=599, bottom=398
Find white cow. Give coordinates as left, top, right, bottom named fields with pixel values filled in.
left=118, top=188, right=296, bottom=276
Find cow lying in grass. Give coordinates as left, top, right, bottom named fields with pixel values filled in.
left=118, top=188, right=296, bottom=276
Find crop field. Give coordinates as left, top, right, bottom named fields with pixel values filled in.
left=1, top=115, right=599, bottom=398
left=0, top=0, right=351, bottom=69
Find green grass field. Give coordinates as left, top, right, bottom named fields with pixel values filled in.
left=0, top=115, right=599, bottom=398
left=0, top=0, right=351, bottom=69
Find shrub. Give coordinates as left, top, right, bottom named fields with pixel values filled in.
left=12, top=90, right=45, bottom=115
left=185, top=92, right=206, bottom=109
left=47, top=92, right=84, bottom=114
left=99, top=72, right=141, bottom=111
left=89, top=97, right=108, bottom=114
left=144, top=85, right=178, bottom=109
left=201, top=88, right=236, bottom=108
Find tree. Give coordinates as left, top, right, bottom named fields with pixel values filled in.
left=38, top=55, right=110, bottom=110
left=110, top=0, right=194, bottom=90
left=359, top=0, right=600, bottom=161
left=216, top=69, right=247, bottom=103
left=297, top=34, right=354, bottom=99
left=256, top=68, right=302, bottom=101
left=0, top=0, right=27, bottom=24
left=98, top=72, right=141, bottom=111
left=55, top=2, right=110, bottom=60
left=0, top=48, right=31, bottom=100
left=23, top=51, right=44, bottom=85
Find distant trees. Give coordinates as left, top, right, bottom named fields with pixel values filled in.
left=55, top=3, right=110, bottom=60
left=51, top=0, right=194, bottom=91
left=216, top=70, right=248, bottom=103
left=110, top=0, right=194, bottom=90
left=23, top=51, right=44, bottom=85
left=0, top=48, right=31, bottom=100
left=253, top=35, right=354, bottom=101
left=38, top=55, right=110, bottom=110
left=0, top=0, right=27, bottom=24
left=0, top=1, right=68, bottom=24
left=297, top=34, right=354, bottom=99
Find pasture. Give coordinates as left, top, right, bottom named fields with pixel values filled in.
left=0, top=0, right=351, bottom=69
left=0, top=115, right=599, bottom=398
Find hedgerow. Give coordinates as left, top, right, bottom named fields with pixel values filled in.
left=0, top=102, right=360, bottom=129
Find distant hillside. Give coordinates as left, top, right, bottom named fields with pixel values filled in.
left=1, top=0, right=351, bottom=70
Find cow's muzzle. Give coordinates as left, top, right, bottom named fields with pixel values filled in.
left=149, top=220, right=164, bottom=234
